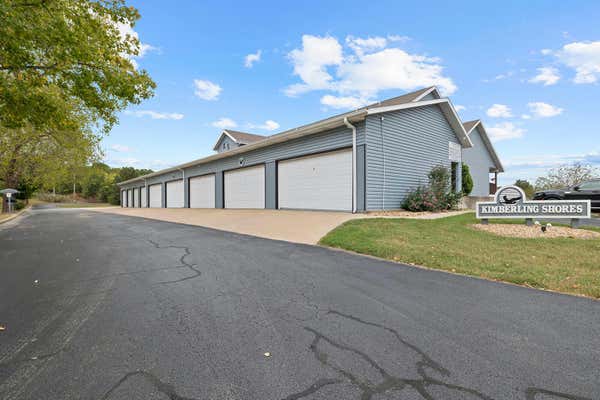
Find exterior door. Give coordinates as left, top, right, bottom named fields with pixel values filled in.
left=166, top=180, right=184, bottom=208
left=278, top=148, right=352, bottom=211
left=224, top=165, right=265, bottom=209
left=149, top=184, right=162, bottom=208
left=189, top=174, right=215, bottom=208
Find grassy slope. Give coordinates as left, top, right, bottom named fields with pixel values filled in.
left=319, top=213, right=600, bottom=298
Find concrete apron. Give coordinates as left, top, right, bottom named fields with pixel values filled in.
left=92, top=208, right=470, bottom=245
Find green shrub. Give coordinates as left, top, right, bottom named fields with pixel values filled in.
left=35, top=192, right=71, bottom=203
left=402, top=165, right=462, bottom=211
left=461, top=163, right=473, bottom=195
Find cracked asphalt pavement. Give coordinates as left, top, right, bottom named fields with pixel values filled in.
left=0, top=209, right=599, bottom=399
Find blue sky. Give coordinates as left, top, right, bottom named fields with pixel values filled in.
left=105, top=0, right=600, bottom=185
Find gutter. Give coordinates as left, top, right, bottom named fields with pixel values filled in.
left=343, top=117, right=357, bottom=213
left=117, top=109, right=367, bottom=187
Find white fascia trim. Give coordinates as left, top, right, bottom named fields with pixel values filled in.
left=412, top=86, right=440, bottom=102
left=212, top=130, right=239, bottom=151
left=118, top=110, right=367, bottom=186
left=472, top=122, right=505, bottom=173
left=368, top=98, right=473, bottom=148
left=464, top=120, right=481, bottom=135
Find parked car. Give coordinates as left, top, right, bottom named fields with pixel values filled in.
left=533, top=179, right=600, bottom=210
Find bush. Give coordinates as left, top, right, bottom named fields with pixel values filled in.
left=402, top=165, right=462, bottom=212
left=461, top=163, right=473, bottom=195
left=35, top=192, right=71, bottom=203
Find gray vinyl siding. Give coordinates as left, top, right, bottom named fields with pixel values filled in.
left=462, top=126, right=495, bottom=197
left=365, top=105, right=461, bottom=210
left=120, top=122, right=366, bottom=210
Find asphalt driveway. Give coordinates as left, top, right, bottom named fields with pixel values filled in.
left=0, top=209, right=598, bottom=399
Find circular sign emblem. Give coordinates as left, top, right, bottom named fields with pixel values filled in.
left=495, top=186, right=525, bottom=204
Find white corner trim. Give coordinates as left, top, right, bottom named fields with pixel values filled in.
left=464, top=120, right=482, bottom=135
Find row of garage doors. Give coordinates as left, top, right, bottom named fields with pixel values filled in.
left=123, top=148, right=352, bottom=211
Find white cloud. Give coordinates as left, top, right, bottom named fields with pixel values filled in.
left=284, top=34, right=456, bottom=101
left=540, top=49, right=553, bottom=55
left=527, top=102, right=563, bottom=118
left=551, top=41, right=600, bottom=83
left=112, top=157, right=140, bottom=166
left=487, top=122, right=525, bottom=142
left=248, top=120, right=280, bottom=131
left=454, top=104, right=466, bottom=112
left=521, top=114, right=531, bottom=120
left=528, top=67, right=560, bottom=86
left=486, top=104, right=513, bottom=118
left=115, top=22, right=158, bottom=69
left=285, top=35, right=343, bottom=96
left=110, top=144, right=134, bottom=152
left=211, top=117, right=237, bottom=129
left=483, top=71, right=514, bottom=83
left=125, top=110, right=184, bottom=120
left=244, top=50, right=262, bottom=68
left=320, top=95, right=368, bottom=109
left=345, top=35, right=388, bottom=56
left=194, top=79, right=222, bottom=100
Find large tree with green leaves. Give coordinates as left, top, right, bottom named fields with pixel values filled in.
left=0, top=0, right=155, bottom=210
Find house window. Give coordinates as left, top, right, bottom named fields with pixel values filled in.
left=223, top=142, right=230, bottom=151
left=451, top=162, right=458, bottom=192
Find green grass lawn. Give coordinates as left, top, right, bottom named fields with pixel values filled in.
left=319, top=213, right=600, bottom=298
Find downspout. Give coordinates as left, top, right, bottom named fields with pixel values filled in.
left=343, top=117, right=357, bottom=213
left=380, top=116, right=385, bottom=210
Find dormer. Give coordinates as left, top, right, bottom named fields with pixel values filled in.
left=213, top=130, right=267, bottom=153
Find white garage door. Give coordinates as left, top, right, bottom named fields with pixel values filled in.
left=140, top=186, right=147, bottom=208
left=133, top=188, right=139, bottom=208
left=278, top=148, right=352, bottom=211
left=166, top=180, right=184, bottom=208
left=122, top=190, right=126, bottom=207
left=189, top=174, right=215, bottom=208
left=149, top=184, right=162, bottom=208
left=224, top=165, right=265, bottom=209
left=128, top=189, right=133, bottom=208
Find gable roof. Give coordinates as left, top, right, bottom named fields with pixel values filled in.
left=213, top=130, right=267, bottom=151
left=119, top=87, right=470, bottom=186
left=463, top=120, right=504, bottom=173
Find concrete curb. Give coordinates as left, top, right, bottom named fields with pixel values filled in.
left=0, top=206, right=29, bottom=225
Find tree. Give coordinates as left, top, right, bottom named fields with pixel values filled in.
left=514, top=179, right=535, bottom=199
left=0, top=0, right=155, bottom=211
left=461, top=163, right=473, bottom=196
left=535, top=163, right=599, bottom=190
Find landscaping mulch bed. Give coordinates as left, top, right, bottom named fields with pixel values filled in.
left=471, top=223, right=600, bottom=239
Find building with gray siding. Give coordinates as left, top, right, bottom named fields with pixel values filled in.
left=118, top=87, right=502, bottom=212
left=462, top=120, right=504, bottom=197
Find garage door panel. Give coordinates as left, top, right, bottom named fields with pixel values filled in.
left=149, top=184, right=162, bottom=208
left=166, top=180, right=184, bottom=208
left=140, top=187, right=147, bottom=208
left=128, top=189, right=133, bottom=208
left=133, top=188, right=139, bottom=208
left=189, top=174, right=215, bottom=208
left=278, top=149, right=352, bottom=211
left=225, top=165, right=265, bottom=209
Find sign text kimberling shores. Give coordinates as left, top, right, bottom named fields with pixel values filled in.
left=476, top=186, right=591, bottom=220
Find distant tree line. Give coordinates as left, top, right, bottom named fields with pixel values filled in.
left=512, top=163, right=599, bottom=199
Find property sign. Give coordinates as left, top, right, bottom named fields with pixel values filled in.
left=476, top=186, right=591, bottom=220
